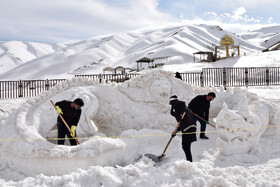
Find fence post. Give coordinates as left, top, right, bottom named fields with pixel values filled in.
left=98, top=73, right=102, bottom=83
left=19, top=80, right=23, bottom=97
left=200, top=71, right=204, bottom=87
left=266, top=67, right=269, bottom=86
left=125, top=73, right=128, bottom=81
left=46, top=79, right=50, bottom=90
left=223, top=67, right=227, bottom=89
left=245, top=67, right=248, bottom=88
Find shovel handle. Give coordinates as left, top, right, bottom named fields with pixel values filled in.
left=191, top=111, right=216, bottom=128
left=160, top=112, right=186, bottom=157
left=50, top=100, right=80, bottom=144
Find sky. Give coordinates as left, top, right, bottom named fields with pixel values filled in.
left=1, top=0, right=280, bottom=43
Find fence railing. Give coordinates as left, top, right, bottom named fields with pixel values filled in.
left=0, top=67, right=279, bottom=98
left=74, top=73, right=139, bottom=83
left=200, top=67, right=280, bottom=87
left=180, top=72, right=202, bottom=86
left=0, top=79, right=65, bottom=98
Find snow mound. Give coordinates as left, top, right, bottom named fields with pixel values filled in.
left=0, top=70, right=278, bottom=177
left=0, top=70, right=194, bottom=176
left=215, top=88, right=279, bottom=155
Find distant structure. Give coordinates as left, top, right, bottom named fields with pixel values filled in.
left=263, top=41, right=280, bottom=52
left=136, top=57, right=154, bottom=71
left=103, top=66, right=131, bottom=74
left=214, top=34, right=240, bottom=60
left=135, top=56, right=171, bottom=71
left=103, top=67, right=115, bottom=74
left=193, top=51, right=214, bottom=62
left=193, top=34, right=241, bottom=63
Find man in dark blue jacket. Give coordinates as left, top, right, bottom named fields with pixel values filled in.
left=188, top=92, right=216, bottom=139
left=169, top=95, right=197, bottom=162
left=55, top=98, right=84, bottom=145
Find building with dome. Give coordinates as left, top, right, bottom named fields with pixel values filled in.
left=193, top=34, right=240, bottom=62
left=214, top=34, right=240, bottom=60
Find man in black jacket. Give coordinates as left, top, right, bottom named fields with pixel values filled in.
left=169, top=95, right=197, bottom=162
left=188, top=92, right=216, bottom=139
left=55, top=98, right=84, bottom=146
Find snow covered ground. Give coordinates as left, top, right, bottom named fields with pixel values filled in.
left=0, top=23, right=279, bottom=186
left=0, top=70, right=279, bottom=186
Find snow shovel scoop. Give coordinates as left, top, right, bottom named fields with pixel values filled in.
left=50, top=100, right=80, bottom=145
left=136, top=112, right=186, bottom=163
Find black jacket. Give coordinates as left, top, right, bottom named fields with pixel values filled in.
left=188, top=95, right=210, bottom=121
left=170, top=100, right=196, bottom=132
left=55, top=100, right=81, bottom=127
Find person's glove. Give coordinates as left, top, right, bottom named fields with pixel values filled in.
left=206, top=120, right=209, bottom=124
left=56, top=106, right=63, bottom=114
left=71, top=125, right=76, bottom=137
left=171, top=132, right=176, bottom=138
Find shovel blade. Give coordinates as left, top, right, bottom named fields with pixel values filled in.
left=157, top=154, right=165, bottom=161
left=135, top=153, right=159, bottom=163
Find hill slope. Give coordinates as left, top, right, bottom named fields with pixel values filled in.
left=0, top=24, right=265, bottom=80
left=240, top=25, right=280, bottom=48
left=0, top=41, right=64, bottom=74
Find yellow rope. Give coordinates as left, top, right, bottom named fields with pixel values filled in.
left=0, top=124, right=279, bottom=142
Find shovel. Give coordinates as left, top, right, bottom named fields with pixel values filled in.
left=191, top=111, right=216, bottom=128
left=136, top=112, right=186, bottom=163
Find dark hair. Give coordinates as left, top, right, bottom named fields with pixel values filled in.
left=207, top=92, right=216, bottom=98
left=73, top=98, right=84, bottom=107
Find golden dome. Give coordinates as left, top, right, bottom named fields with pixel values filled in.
left=220, top=34, right=234, bottom=46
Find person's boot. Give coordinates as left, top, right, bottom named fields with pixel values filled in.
left=200, top=133, right=209, bottom=139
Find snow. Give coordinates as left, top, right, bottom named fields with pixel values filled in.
left=239, top=25, right=280, bottom=48
left=0, top=69, right=279, bottom=186
left=0, top=24, right=267, bottom=80
left=0, top=23, right=280, bottom=186
left=0, top=41, right=63, bottom=74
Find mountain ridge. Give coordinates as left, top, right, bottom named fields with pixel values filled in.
left=1, top=23, right=279, bottom=80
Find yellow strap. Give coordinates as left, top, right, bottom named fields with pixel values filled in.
left=0, top=124, right=279, bottom=142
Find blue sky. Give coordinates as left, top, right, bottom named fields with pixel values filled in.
left=158, top=0, right=279, bottom=23
left=0, top=0, right=279, bottom=43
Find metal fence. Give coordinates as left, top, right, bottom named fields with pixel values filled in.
left=180, top=72, right=202, bottom=86
left=0, top=67, right=279, bottom=98
left=200, top=67, right=280, bottom=87
left=74, top=73, right=139, bottom=83
left=0, top=79, right=65, bottom=98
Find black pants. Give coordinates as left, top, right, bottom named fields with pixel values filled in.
left=182, top=134, right=193, bottom=162
left=57, top=122, right=77, bottom=146
left=194, top=116, right=206, bottom=137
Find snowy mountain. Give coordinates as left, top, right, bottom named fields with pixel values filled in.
left=0, top=41, right=65, bottom=74
left=239, top=25, right=280, bottom=48
left=0, top=24, right=266, bottom=80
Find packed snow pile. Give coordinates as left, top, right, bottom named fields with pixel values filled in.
left=213, top=87, right=280, bottom=155
left=216, top=104, right=275, bottom=154
left=0, top=70, right=279, bottom=178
